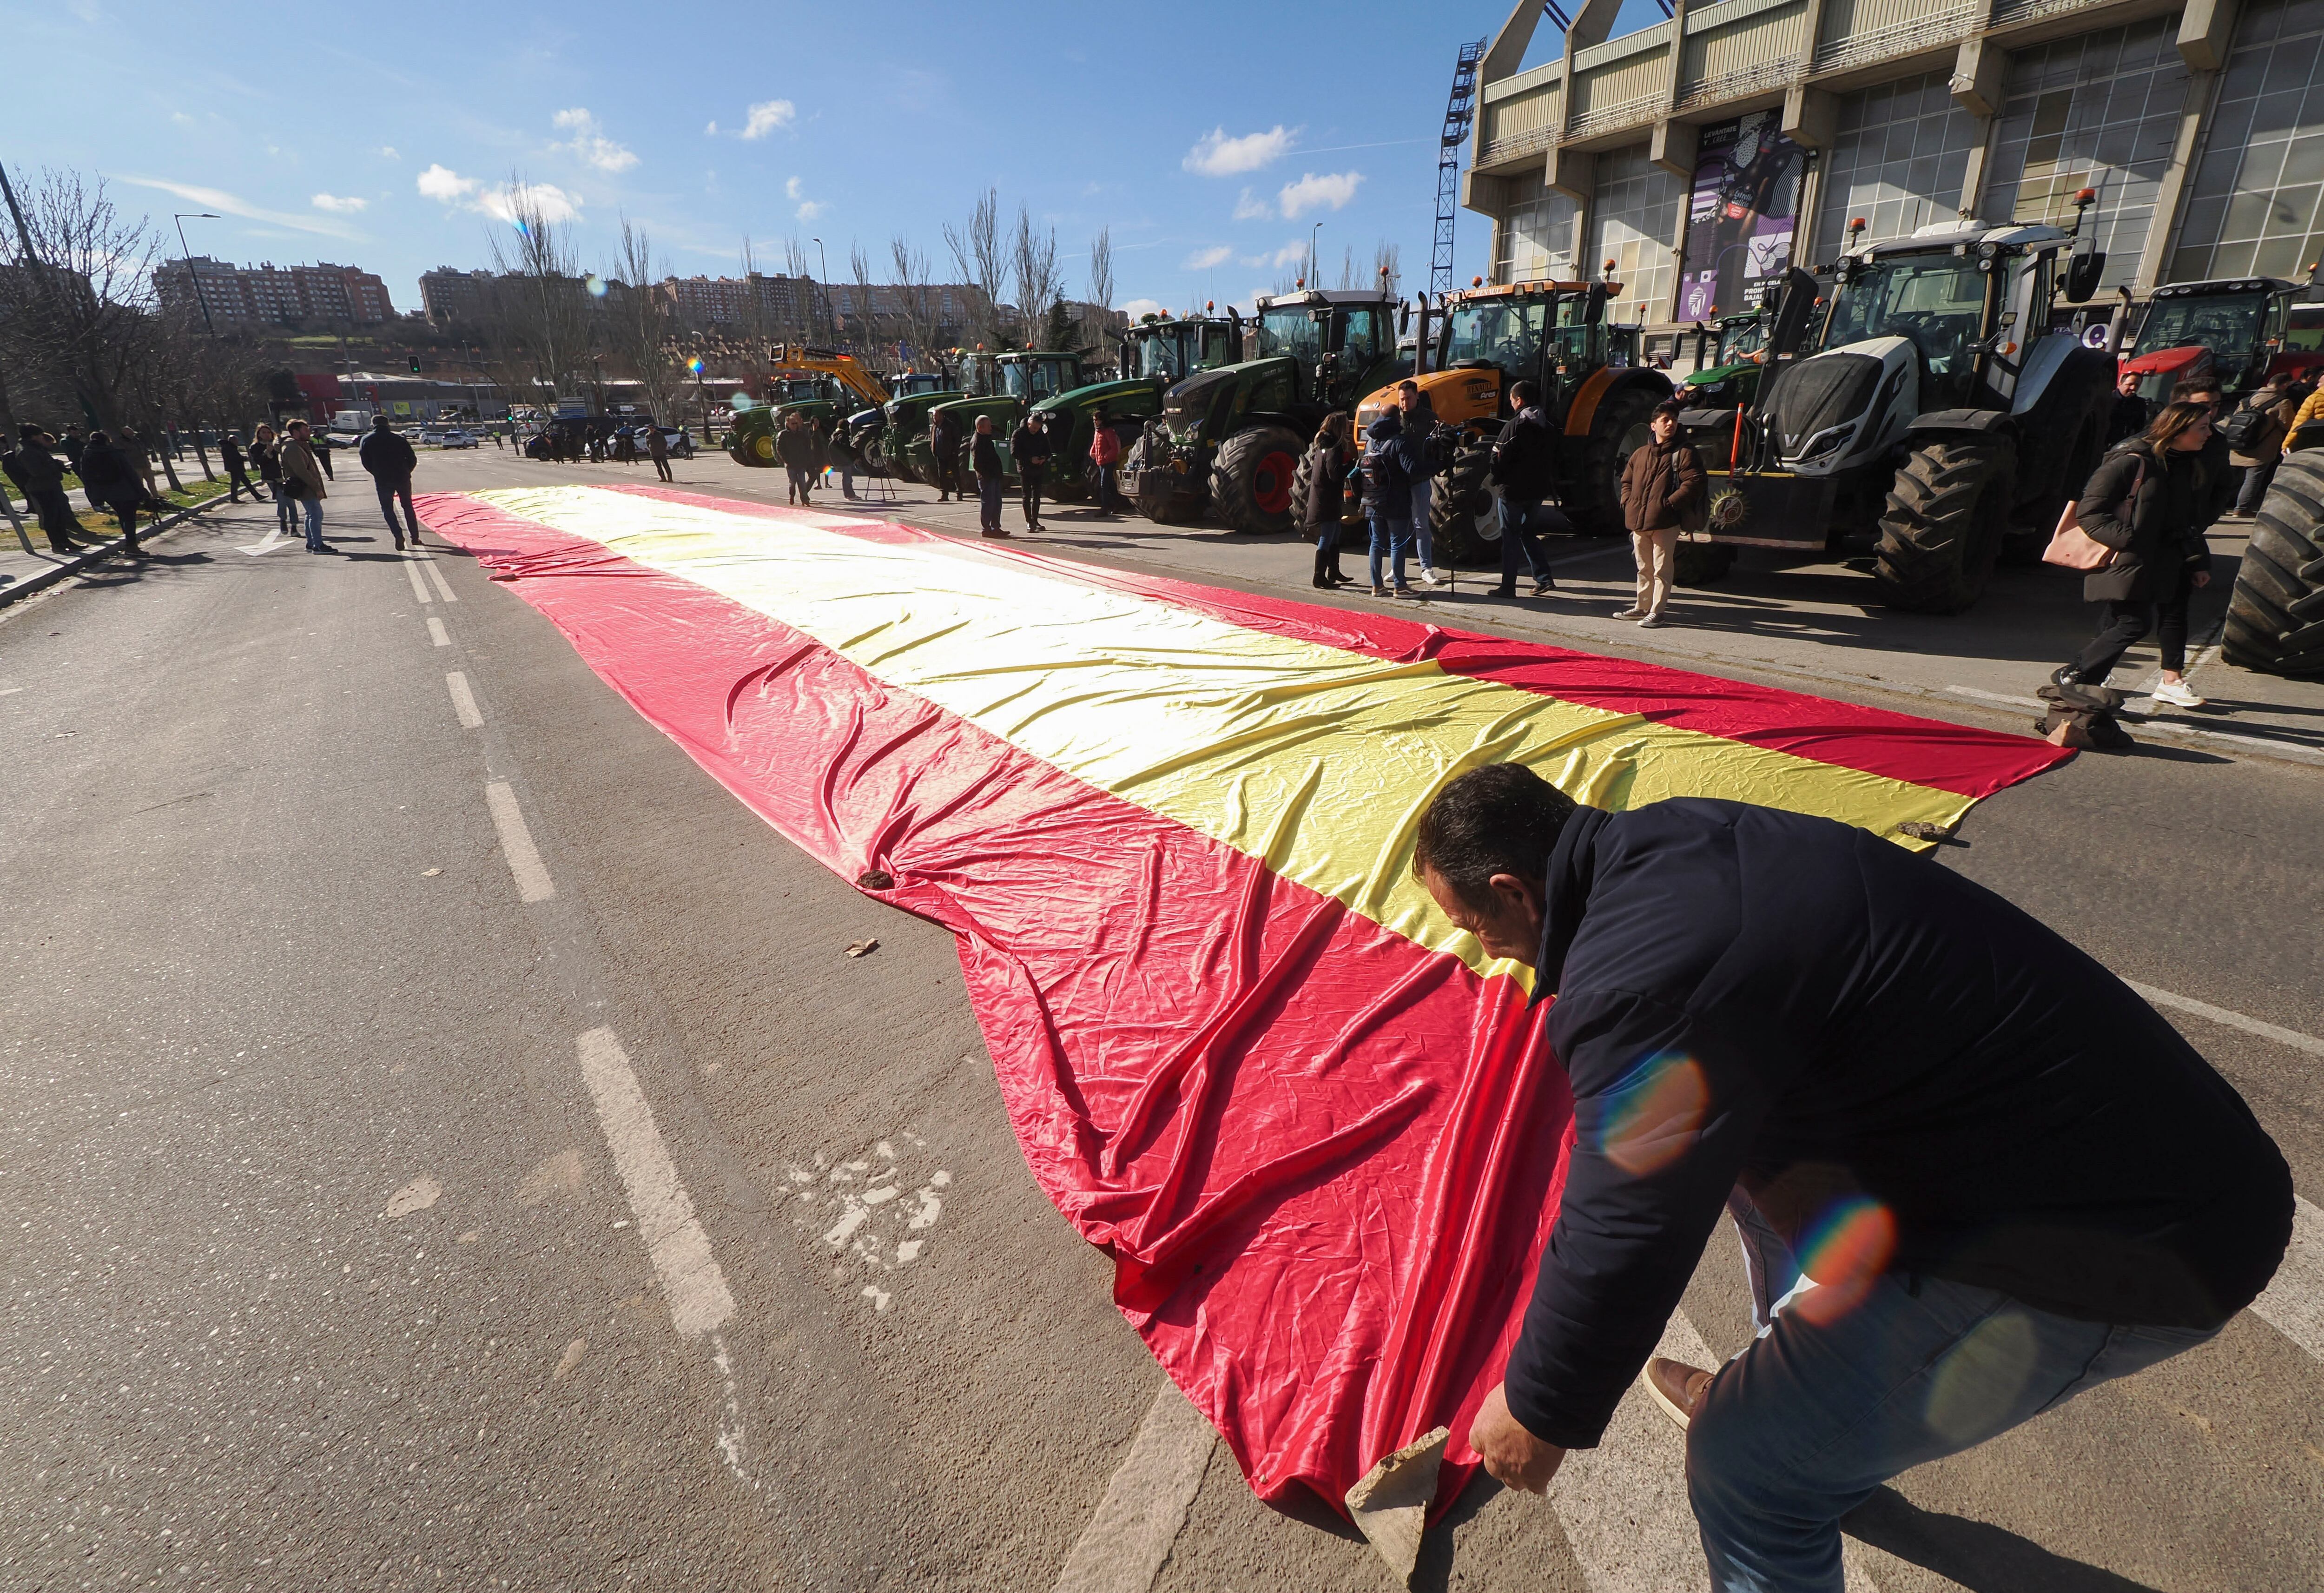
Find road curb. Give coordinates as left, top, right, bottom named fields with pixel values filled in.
left=0, top=490, right=237, bottom=610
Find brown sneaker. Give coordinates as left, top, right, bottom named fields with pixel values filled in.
left=1644, top=1357, right=1714, bottom=1430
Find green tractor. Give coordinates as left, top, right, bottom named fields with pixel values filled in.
left=918, top=350, right=1090, bottom=487
left=1681, top=308, right=1775, bottom=416
left=725, top=348, right=893, bottom=468
left=844, top=370, right=948, bottom=477
left=1122, top=288, right=1404, bottom=531
left=884, top=351, right=1002, bottom=485
left=1020, top=313, right=1243, bottom=500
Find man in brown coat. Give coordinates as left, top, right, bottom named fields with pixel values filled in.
left=1616, top=400, right=1703, bottom=628
left=280, top=419, right=334, bottom=553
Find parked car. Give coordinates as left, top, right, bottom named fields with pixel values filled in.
left=439, top=430, right=476, bottom=449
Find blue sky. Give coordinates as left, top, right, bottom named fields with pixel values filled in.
left=4, top=1, right=1573, bottom=320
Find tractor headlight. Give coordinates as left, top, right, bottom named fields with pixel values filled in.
left=1795, top=422, right=1857, bottom=463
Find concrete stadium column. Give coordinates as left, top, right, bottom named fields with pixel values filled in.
left=1950, top=39, right=2007, bottom=221
left=1783, top=85, right=1841, bottom=267
left=1652, top=118, right=1701, bottom=179
left=1549, top=147, right=1598, bottom=280
left=2136, top=69, right=2223, bottom=290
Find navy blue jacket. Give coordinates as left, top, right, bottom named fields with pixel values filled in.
left=1505, top=799, right=2292, bottom=1449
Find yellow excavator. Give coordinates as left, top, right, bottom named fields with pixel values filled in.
left=727, top=344, right=897, bottom=466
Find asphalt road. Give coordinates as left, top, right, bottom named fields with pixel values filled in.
left=2, top=458, right=2318, bottom=1593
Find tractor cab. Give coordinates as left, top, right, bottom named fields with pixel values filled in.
left=999, top=351, right=1086, bottom=403
left=1249, top=288, right=1396, bottom=412
left=1684, top=310, right=1773, bottom=403
left=1124, top=315, right=1239, bottom=382
left=2122, top=275, right=2324, bottom=401
left=891, top=370, right=950, bottom=398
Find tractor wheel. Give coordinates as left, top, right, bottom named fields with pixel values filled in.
left=2004, top=405, right=2106, bottom=566
left=2223, top=449, right=2324, bottom=676
left=1128, top=436, right=1199, bottom=526
left=1873, top=436, right=2017, bottom=614
left=1429, top=442, right=1503, bottom=566
left=1674, top=541, right=1737, bottom=586
left=1574, top=384, right=1662, bottom=535
left=743, top=430, right=779, bottom=468
left=1290, top=449, right=1314, bottom=530
left=1212, top=425, right=1305, bottom=534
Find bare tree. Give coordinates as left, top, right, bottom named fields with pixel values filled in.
left=1086, top=225, right=1113, bottom=319
left=1009, top=205, right=1062, bottom=352
left=888, top=235, right=936, bottom=368
left=848, top=240, right=882, bottom=365
left=0, top=165, right=162, bottom=432
left=942, top=188, right=1004, bottom=348
left=486, top=178, right=591, bottom=413
left=607, top=219, right=687, bottom=428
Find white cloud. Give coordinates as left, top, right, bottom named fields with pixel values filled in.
left=170, top=111, right=195, bottom=127
left=742, top=99, right=796, bottom=139
left=550, top=107, right=638, bottom=173
left=1233, top=187, right=1273, bottom=222
left=310, top=193, right=369, bottom=213
left=1278, top=170, right=1363, bottom=219
left=417, top=165, right=581, bottom=225
left=1270, top=242, right=1308, bottom=269
left=1183, top=244, right=1233, bottom=270
left=1184, top=125, right=1295, bottom=178
left=118, top=176, right=363, bottom=240
left=416, top=163, right=477, bottom=203
left=1120, top=297, right=1164, bottom=319
left=379, top=146, right=399, bottom=159
left=704, top=121, right=718, bottom=136
left=795, top=199, right=828, bottom=222
left=785, top=176, right=804, bottom=200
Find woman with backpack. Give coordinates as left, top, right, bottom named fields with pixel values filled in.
left=2223, top=372, right=2300, bottom=516
left=2050, top=401, right=2216, bottom=708
left=1302, top=412, right=1353, bottom=589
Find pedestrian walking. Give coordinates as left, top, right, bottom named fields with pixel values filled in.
left=249, top=423, right=297, bottom=537
left=2223, top=371, right=2299, bottom=516
left=1089, top=406, right=1124, bottom=516
left=4, top=425, right=92, bottom=552
left=2106, top=367, right=2148, bottom=445
left=75, top=430, right=147, bottom=555
left=778, top=412, right=818, bottom=506
left=2171, top=377, right=2235, bottom=524
left=646, top=422, right=673, bottom=483
left=2049, top=400, right=2216, bottom=708
left=119, top=428, right=165, bottom=508
left=1395, top=381, right=1447, bottom=585
left=1359, top=409, right=1416, bottom=596
left=218, top=430, right=260, bottom=503
left=1419, top=763, right=2291, bottom=1593
left=1616, top=401, right=1704, bottom=628
left=279, top=419, right=333, bottom=553
left=931, top=409, right=961, bottom=503
left=1011, top=410, right=1052, bottom=531
left=359, top=416, right=422, bottom=551
left=971, top=414, right=1008, bottom=538
left=1488, top=380, right=1571, bottom=599
left=312, top=430, right=337, bottom=481
left=1301, top=412, right=1353, bottom=589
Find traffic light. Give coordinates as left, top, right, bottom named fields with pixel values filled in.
left=409, top=353, right=422, bottom=373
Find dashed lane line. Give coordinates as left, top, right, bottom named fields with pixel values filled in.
left=445, top=671, right=483, bottom=729
left=2251, top=1195, right=2324, bottom=1364
left=482, top=780, right=554, bottom=903
left=402, top=554, right=433, bottom=605
left=416, top=550, right=458, bottom=602
left=1050, top=1381, right=1215, bottom=1593
left=2125, top=980, right=2324, bottom=1060
left=575, top=1027, right=737, bottom=1339
left=427, top=617, right=450, bottom=647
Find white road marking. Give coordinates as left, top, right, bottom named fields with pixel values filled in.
left=417, top=552, right=458, bottom=602
left=1944, top=684, right=2048, bottom=711
left=2250, top=1195, right=2324, bottom=1364
left=574, top=1027, right=737, bottom=1338
left=427, top=617, right=450, bottom=647
left=402, top=555, right=433, bottom=604
left=2125, top=980, right=2324, bottom=1060
left=237, top=524, right=292, bottom=555
left=483, top=780, right=554, bottom=903
left=445, top=671, right=483, bottom=728
left=1051, top=1381, right=1216, bottom=1593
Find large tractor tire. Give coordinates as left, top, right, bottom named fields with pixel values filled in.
left=1572, top=384, right=1663, bottom=535
left=1127, top=436, right=1201, bottom=526
left=1873, top=436, right=2017, bottom=614
left=2223, top=448, right=2324, bottom=676
left=1429, top=440, right=1504, bottom=566
left=1211, top=425, right=1304, bottom=535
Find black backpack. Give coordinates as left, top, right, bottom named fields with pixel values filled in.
left=2215, top=398, right=2269, bottom=453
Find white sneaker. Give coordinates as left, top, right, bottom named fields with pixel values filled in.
left=1612, top=605, right=1648, bottom=620
left=2151, top=678, right=2206, bottom=708
left=1419, top=568, right=1447, bottom=586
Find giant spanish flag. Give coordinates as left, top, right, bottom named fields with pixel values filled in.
left=420, top=483, right=2067, bottom=1515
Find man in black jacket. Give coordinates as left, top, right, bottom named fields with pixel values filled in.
left=75, top=430, right=146, bottom=555
left=971, top=414, right=1008, bottom=538
left=1486, top=381, right=1569, bottom=599
left=1011, top=410, right=1052, bottom=531
left=218, top=430, right=260, bottom=504
left=1415, top=765, right=2291, bottom=1593
left=930, top=410, right=961, bottom=503
left=4, top=426, right=92, bottom=552
left=358, top=416, right=422, bottom=550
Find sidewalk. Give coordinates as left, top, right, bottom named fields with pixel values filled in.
left=0, top=488, right=243, bottom=609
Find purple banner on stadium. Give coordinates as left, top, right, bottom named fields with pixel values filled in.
left=1679, top=112, right=1803, bottom=322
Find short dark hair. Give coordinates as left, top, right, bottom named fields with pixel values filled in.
left=1398, top=379, right=1420, bottom=397
left=1413, top=764, right=1577, bottom=912
left=1653, top=399, right=1686, bottom=423
left=2171, top=378, right=2219, bottom=402
left=1509, top=380, right=1537, bottom=406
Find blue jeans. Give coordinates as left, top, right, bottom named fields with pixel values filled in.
left=1692, top=1190, right=2218, bottom=1592
left=977, top=475, right=1004, bottom=532
left=1367, top=515, right=1413, bottom=588
left=1408, top=479, right=1434, bottom=570
left=300, top=496, right=325, bottom=549
left=1497, top=498, right=1571, bottom=588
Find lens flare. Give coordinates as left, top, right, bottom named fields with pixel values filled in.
left=1596, top=1053, right=1707, bottom=1176
left=586, top=274, right=608, bottom=299
left=1790, top=1195, right=1897, bottom=1324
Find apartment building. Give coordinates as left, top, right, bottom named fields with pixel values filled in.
left=157, top=257, right=395, bottom=327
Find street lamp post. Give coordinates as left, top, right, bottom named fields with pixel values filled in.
left=1310, top=221, right=1323, bottom=288
left=172, top=213, right=222, bottom=335
left=812, top=236, right=831, bottom=343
